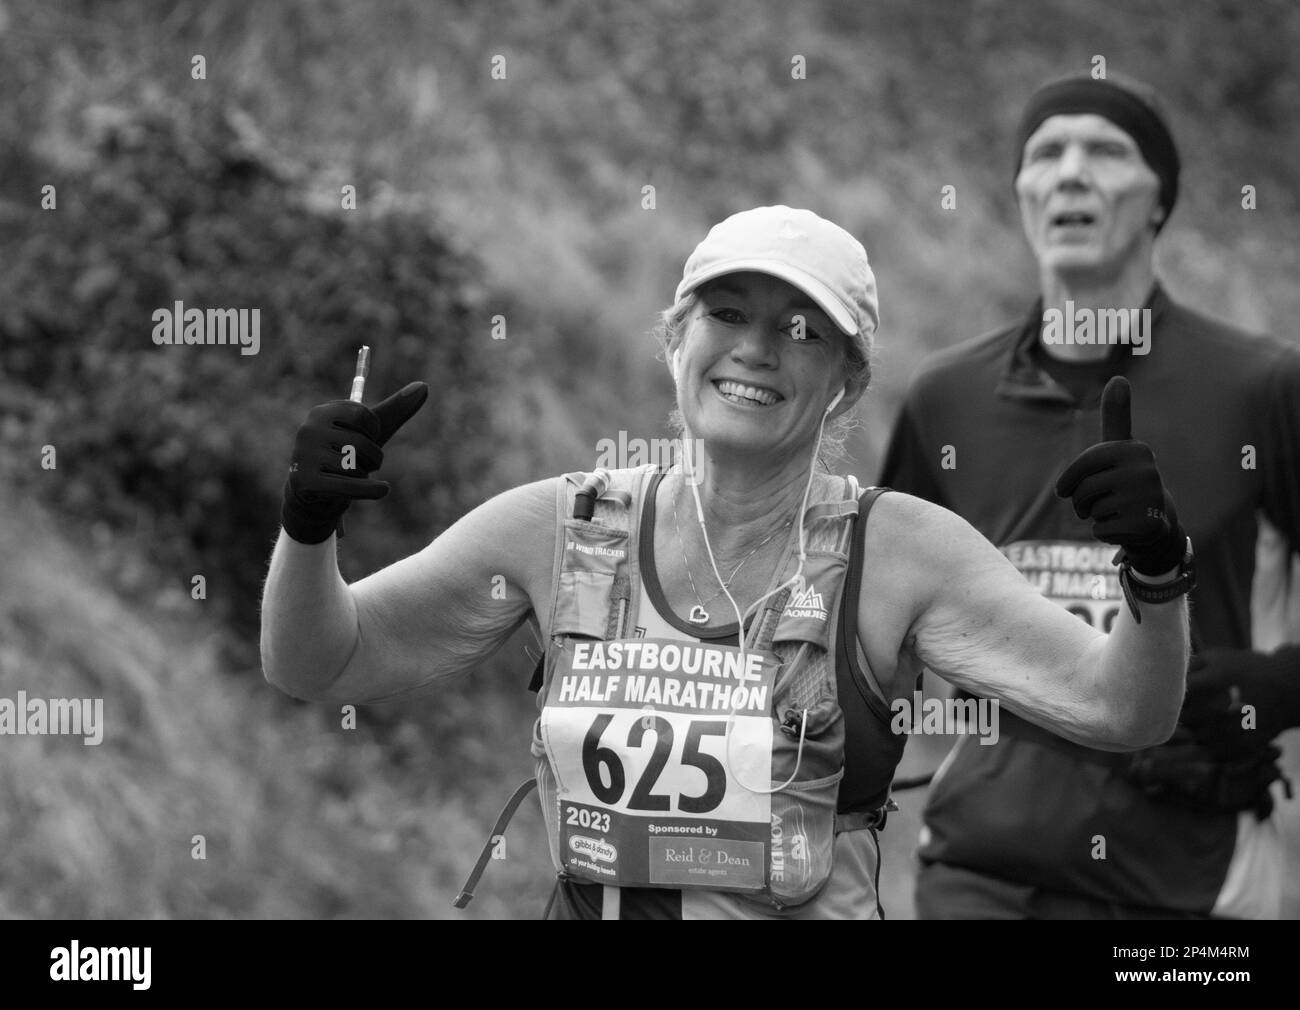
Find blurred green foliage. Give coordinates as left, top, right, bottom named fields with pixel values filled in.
left=0, top=92, right=498, bottom=647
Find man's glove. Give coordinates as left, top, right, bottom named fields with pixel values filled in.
left=1123, top=726, right=1287, bottom=819
left=1055, top=376, right=1186, bottom=577
left=1122, top=646, right=1300, bottom=818
left=1181, top=645, right=1300, bottom=747
left=280, top=381, right=429, bottom=544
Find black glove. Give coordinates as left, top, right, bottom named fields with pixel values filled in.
left=1055, top=376, right=1186, bottom=577
left=280, top=381, right=429, bottom=544
left=1122, top=646, right=1300, bottom=818
left=1181, top=645, right=1300, bottom=746
left=1123, top=725, right=1287, bottom=819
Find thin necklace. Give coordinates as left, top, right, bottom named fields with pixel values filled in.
left=669, top=477, right=792, bottom=624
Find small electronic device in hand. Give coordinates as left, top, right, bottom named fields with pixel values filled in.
left=349, top=345, right=371, bottom=403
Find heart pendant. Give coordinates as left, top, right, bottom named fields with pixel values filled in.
left=688, top=605, right=709, bottom=624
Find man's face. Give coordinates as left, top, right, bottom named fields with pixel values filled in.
left=1015, top=114, right=1163, bottom=278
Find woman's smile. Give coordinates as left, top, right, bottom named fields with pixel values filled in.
left=712, top=378, right=784, bottom=407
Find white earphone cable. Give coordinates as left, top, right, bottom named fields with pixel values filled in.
left=680, top=398, right=837, bottom=795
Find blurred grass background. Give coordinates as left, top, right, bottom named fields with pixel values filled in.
left=0, top=0, right=1297, bottom=918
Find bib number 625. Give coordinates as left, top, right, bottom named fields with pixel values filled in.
left=582, top=713, right=726, bottom=814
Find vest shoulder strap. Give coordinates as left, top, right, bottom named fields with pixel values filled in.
left=835, top=486, right=898, bottom=814
left=838, top=485, right=891, bottom=663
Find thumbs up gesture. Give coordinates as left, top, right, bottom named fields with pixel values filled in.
left=1054, top=377, right=1186, bottom=577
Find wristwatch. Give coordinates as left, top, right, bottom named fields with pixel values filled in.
left=1114, top=537, right=1196, bottom=624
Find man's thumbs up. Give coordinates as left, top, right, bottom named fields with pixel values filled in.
left=1055, top=377, right=1186, bottom=577
left=1100, top=373, right=1132, bottom=442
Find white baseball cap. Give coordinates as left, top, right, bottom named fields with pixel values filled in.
left=675, top=205, right=879, bottom=343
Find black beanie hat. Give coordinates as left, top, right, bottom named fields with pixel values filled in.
left=1014, top=74, right=1180, bottom=230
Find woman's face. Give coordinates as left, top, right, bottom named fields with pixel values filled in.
left=674, top=271, right=850, bottom=462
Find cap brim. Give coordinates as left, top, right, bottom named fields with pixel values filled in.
left=677, top=259, right=859, bottom=336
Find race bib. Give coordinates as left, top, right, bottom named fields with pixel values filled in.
left=539, top=637, right=779, bottom=891
left=1002, top=539, right=1122, bottom=630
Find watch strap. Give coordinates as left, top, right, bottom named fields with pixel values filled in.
left=1113, top=539, right=1195, bottom=625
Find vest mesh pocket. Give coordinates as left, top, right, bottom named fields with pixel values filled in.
left=751, top=636, right=846, bottom=909
left=766, top=768, right=845, bottom=908
left=552, top=571, right=618, bottom=639
left=551, top=519, right=627, bottom=638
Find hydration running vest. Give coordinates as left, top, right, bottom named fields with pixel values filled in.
left=513, top=463, right=904, bottom=914
left=453, top=464, right=907, bottom=914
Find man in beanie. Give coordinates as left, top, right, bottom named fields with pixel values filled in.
left=881, top=73, right=1300, bottom=919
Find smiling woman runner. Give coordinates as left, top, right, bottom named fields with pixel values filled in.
left=260, top=205, right=1192, bottom=920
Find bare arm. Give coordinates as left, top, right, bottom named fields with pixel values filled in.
left=260, top=477, right=558, bottom=704
left=867, top=494, right=1187, bottom=750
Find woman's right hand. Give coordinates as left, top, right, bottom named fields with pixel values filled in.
left=280, top=381, right=428, bottom=544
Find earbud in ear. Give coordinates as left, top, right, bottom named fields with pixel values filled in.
left=826, top=386, right=846, bottom=414
left=672, top=349, right=682, bottom=384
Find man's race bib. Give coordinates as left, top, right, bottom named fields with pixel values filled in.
left=1002, top=540, right=1122, bottom=630
left=539, top=637, right=779, bottom=891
